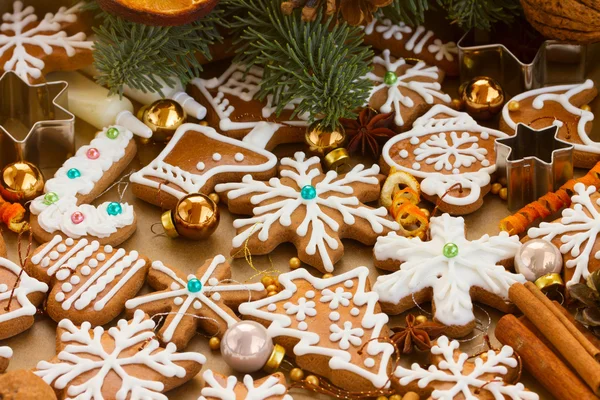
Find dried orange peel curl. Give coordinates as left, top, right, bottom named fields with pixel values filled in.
left=0, top=195, right=29, bottom=233
left=381, top=169, right=429, bottom=237
left=500, top=161, right=600, bottom=235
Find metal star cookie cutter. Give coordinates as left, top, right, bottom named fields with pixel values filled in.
left=495, top=123, right=573, bottom=211
left=0, top=71, right=75, bottom=169
left=457, top=30, right=591, bottom=96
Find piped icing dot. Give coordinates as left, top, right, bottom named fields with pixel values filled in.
left=211, top=293, right=221, bottom=301
left=412, top=162, right=421, bottom=170
left=364, top=358, right=375, bottom=368
left=234, top=153, right=244, bottom=162
left=267, top=304, right=277, bottom=311
left=344, top=280, right=354, bottom=288
left=329, top=311, right=340, bottom=321
left=89, top=259, right=98, bottom=268
left=196, top=162, right=205, bottom=171
left=350, top=307, right=360, bottom=316
left=81, top=266, right=91, bottom=276
left=65, top=238, right=74, bottom=246
left=96, top=254, right=106, bottom=261
left=0, top=284, right=7, bottom=293
left=410, top=137, right=419, bottom=145
left=298, top=321, right=308, bottom=331
left=61, top=283, right=73, bottom=293
left=399, top=149, right=409, bottom=158
left=49, top=251, right=59, bottom=260
left=70, top=276, right=81, bottom=285
left=174, top=297, right=184, bottom=306
left=193, top=300, right=202, bottom=309
left=213, top=153, right=222, bottom=161
left=208, top=278, right=219, bottom=286
left=104, top=245, right=113, bottom=253
left=305, top=290, right=315, bottom=299
left=55, top=292, right=65, bottom=302
left=57, top=244, right=67, bottom=252
left=56, top=269, right=70, bottom=281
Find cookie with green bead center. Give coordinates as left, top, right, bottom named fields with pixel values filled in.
left=29, top=125, right=140, bottom=247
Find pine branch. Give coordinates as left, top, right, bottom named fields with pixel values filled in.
left=438, top=0, right=522, bottom=30
left=379, top=0, right=431, bottom=27
left=88, top=1, right=223, bottom=96
left=224, top=0, right=373, bottom=129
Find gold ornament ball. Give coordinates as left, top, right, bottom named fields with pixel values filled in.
left=451, top=98, right=464, bottom=110
left=389, top=395, right=403, bottom=400
left=142, top=99, right=187, bottom=142
left=402, top=393, right=420, bottom=400
left=460, top=76, right=505, bottom=120
left=305, top=375, right=320, bottom=387
left=289, top=257, right=301, bottom=270
left=507, top=100, right=520, bottom=112
left=208, top=192, right=220, bottom=205
left=209, top=337, right=221, bottom=351
left=267, top=290, right=278, bottom=297
left=266, top=284, right=278, bottom=293
left=290, top=368, right=304, bottom=382
left=582, top=104, right=592, bottom=112
left=415, top=315, right=428, bottom=324
left=322, top=273, right=334, bottom=279
left=261, top=276, right=275, bottom=287
left=305, top=121, right=346, bottom=155
left=499, top=188, right=508, bottom=201
left=376, top=396, right=389, bottom=400
left=491, top=182, right=502, bottom=195
left=164, top=193, right=219, bottom=240
left=0, top=161, right=44, bottom=202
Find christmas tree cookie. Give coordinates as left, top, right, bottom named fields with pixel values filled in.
left=374, top=213, right=525, bottom=337
left=216, top=152, right=398, bottom=273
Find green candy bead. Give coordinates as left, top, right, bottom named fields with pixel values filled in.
left=106, top=127, right=120, bottom=139
left=443, top=243, right=459, bottom=258
left=43, top=192, right=59, bottom=205
left=384, top=71, right=398, bottom=85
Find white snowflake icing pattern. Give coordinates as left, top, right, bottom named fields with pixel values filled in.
left=35, top=310, right=206, bottom=400
left=413, top=131, right=490, bottom=174
left=374, top=213, right=524, bottom=327
left=320, top=287, right=352, bottom=309
left=0, top=257, right=48, bottom=325
left=199, top=370, right=292, bottom=400
left=284, top=297, right=317, bottom=321
left=329, top=321, right=364, bottom=350
left=528, top=183, right=600, bottom=286
left=427, top=39, right=458, bottom=62
left=0, top=1, right=93, bottom=82
left=366, top=50, right=451, bottom=126
left=216, top=152, right=398, bottom=272
left=395, top=336, right=539, bottom=400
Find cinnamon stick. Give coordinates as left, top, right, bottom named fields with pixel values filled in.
left=553, top=300, right=600, bottom=351
left=496, top=315, right=598, bottom=400
left=509, top=282, right=600, bottom=395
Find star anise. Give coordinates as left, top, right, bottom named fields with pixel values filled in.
left=339, top=108, right=397, bottom=158
left=390, top=314, right=447, bottom=354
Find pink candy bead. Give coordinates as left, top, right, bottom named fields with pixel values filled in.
left=71, top=211, right=85, bottom=224
left=86, top=148, right=100, bottom=160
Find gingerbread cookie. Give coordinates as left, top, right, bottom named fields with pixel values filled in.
left=35, top=310, right=205, bottom=399
left=500, top=79, right=598, bottom=168
left=0, top=256, right=48, bottom=340
left=216, top=152, right=398, bottom=273
left=200, top=370, right=292, bottom=400
left=130, top=123, right=278, bottom=209
left=239, top=266, right=395, bottom=392
left=381, top=104, right=508, bottom=215
left=191, top=63, right=309, bottom=150
left=0, top=2, right=93, bottom=83
left=366, top=50, right=451, bottom=131
left=527, top=183, right=600, bottom=287
left=30, top=125, right=141, bottom=246
left=374, top=213, right=525, bottom=337
left=394, top=336, right=539, bottom=399
left=0, top=346, right=11, bottom=373
left=26, top=235, right=149, bottom=326
left=362, top=18, right=459, bottom=76
left=0, top=370, right=57, bottom=399
left=125, top=254, right=266, bottom=350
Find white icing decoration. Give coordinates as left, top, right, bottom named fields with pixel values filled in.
left=234, top=153, right=244, bottom=162
left=216, top=152, right=399, bottom=272
left=30, top=126, right=136, bottom=239
left=208, top=278, right=219, bottom=286
left=0, top=346, right=12, bottom=360
left=305, top=290, right=315, bottom=299
left=395, top=336, right=539, bottom=400
left=284, top=297, right=317, bottom=321
left=125, top=255, right=265, bottom=343
left=211, top=292, right=221, bottom=301
left=329, top=321, right=364, bottom=350
left=31, top=235, right=147, bottom=312
left=55, top=292, right=65, bottom=302
left=427, top=39, right=458, bottom=62
left=199, top=370, right=293, bottom=400
left=0, top=257, right=48, bottom=324
left=0, top=284, right=7, bottom=293
left=502, top=80, right=598, bottom=155
left=239, top=266, right=394, bottom=389
left=528, top=183, right=600, bottom=286
left=382, top=104, right=508, bottom=207
left=329, top=311, right=340, bottom=322
left=344, top=280, right=354, bottom=288
left=35, top=310, right=206, bottom=398
left=366, top=50, right=451, bottom=126
left=298, top=321, right=308, bottom=331
left=374, top=214, right=524, bottom=327
left=0, top=1, right=93, bottom=82
left=130, top=123, right=278, bottom=201
left=197, top=162, right=205, bottom=171
left=213, top=153, right=222, bottom=161
left=350, top=307, right=360, bottom=316
left=267, top=304, right=277, bottom=312
left=320, top=287, right=352, bottom=309
left=57, top=244, right=67, bottom=252
left=364, top=358, right=375, bottom=368
left=65, top=238, right=74, bottom=246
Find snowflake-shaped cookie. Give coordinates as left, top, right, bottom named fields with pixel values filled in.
left=394, top=336, right=539, bottom=400
left=0, top=256, right=48, bottom=340
left=126, top=254, right=266, bottom=349
left=36, top=310, right=205, bottom=399
left=216, top=152, right=398, bottom=273
left=0, top=346, right=11, bottom=373
left=199, top=370, right=292, bottom=400
left=365, top=50, right=451, bottom=128
left=381, top=105, right=508, bottom=214
left=0, top=1, right=93, bottom=83
left=239, top=266, right=395, bottom=392
left=528, top=183, right=600, bottom=286
left=374, top=213, right=524, bottom=336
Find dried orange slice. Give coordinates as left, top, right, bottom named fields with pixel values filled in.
left=380, top=169, right=420, bottom=209
left=97, top=0, right=219, bottom=26
left=393, top=202, right=429, bottom=237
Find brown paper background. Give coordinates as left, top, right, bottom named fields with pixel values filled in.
left=5, top=1, right=600, bottom=398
